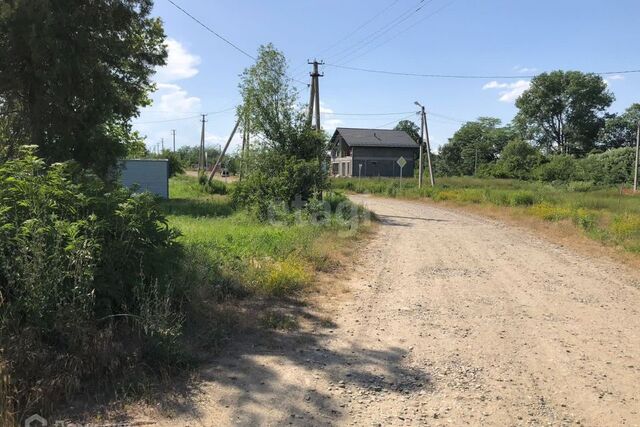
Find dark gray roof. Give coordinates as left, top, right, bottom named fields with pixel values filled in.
left=332, top=127, right=418, bottom=148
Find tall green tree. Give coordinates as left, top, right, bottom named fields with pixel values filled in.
left=0, top=0, right=167, bottom=175
left=234, top=44, right=327, bottom=217
left=394, top=119, right=420, bottom=143
left=437, top=117, right=515, bottom=176
left=238, top=43, right=325, bottom=162
left=597, top=104, right=640, bottom=150
left=515, top=71, right=614, bottom=156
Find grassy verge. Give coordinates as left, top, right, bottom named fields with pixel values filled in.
left=332, top=177, right=640, bottom=254
left=163, top=175, right=369, bottom=350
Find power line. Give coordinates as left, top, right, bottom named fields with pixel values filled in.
left=325, top=0, right=431, bottom=65
left=373, top=113, right=418, bottom=129
left=166, top=0, right=255, bottom=60
left=165, top=0, right=308, bottom=87
left=329, top=110, right=416, bottom=116
left=316, top=0, right=401, bottom=56
left=132, top=107, right=236, bottom=125
left=337, top=0, right=457, bottom=66
left=325, top=63, right=640, bottom=79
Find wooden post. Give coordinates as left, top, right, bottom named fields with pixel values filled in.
left=423, top=110, right=435, bottom=187
left=208, top=118, right=240, bottom=183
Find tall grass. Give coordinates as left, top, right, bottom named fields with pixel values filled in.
left=165, top=176, right=366, bottom=298
left=332, top=177, right=640, bottom=253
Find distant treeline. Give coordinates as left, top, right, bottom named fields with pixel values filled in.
left=430, top=71, right=639, bottom=185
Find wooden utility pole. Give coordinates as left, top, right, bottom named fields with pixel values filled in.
left=634, top=121, right=639, bottom=192
left=307, top=60, right=324, bottom=131
left=171, top=129, right=176, bottom=152
left=198, top=114, right=207, bottom=173
left=423, top=109, right=435, bottom=187
left=208, top=118, right=240, bottom=183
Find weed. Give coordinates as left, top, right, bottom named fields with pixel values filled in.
left=260, top=311, right=299, bottom=330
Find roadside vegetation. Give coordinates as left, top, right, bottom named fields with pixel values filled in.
left=333, top=176, right=640, bottom=253
left=0, top=7, right=366, bottom=422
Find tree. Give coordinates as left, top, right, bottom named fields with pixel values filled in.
left=515, top=71, right=614, bottom=156
left=597, top=104, right=640, bottom=150
left=436, top=117, right=515, bottom=176
left=394, top=120, right=420, bottom=143
left=234, top=44, right=327, bottom=218
left=489, top=139, right=542, bottom=180
left=0, top=0, right=167, bottom=175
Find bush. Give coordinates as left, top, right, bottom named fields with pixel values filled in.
left=490, top=139, right=542, bottom=180
left=534, top=155, right=577, bottom=182
left=510, top=191, right=537, bottom=206
left=0, top=147, right=183, bottom=419
left=233, top=151, right=327, bottom=220
left=575, top=147, right=635, bottom=185
left=203, top=178, right=228, bottom=195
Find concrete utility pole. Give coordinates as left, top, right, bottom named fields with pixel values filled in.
left=161, top=138, right=164, bottom=152
left=307, top=60, right=324, bottom=131
left=208, top=118, right=240, bottom=183
left=415, top=103, right=424, bottom=188
left=199, top=114, right=207, bottom=173
left=421, top=106, right=436, bottom=187
left=634, top=121, right=639, bottom=192
left=171, top=129, right=176, bottom=152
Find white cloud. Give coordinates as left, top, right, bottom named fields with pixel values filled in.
left=154, top=38, right=201, bottom=83
left=483, top=80, right=531, bottom=103
left=604, top=74, right=625, bottom=85
left=513, top=65, right=537, bottom=74
left=319, top=102, right=343, bottom=131
left=155, top=83, right=201, bottom=114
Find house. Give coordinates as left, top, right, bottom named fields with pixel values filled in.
left=329, top=127, right=419, bottom=177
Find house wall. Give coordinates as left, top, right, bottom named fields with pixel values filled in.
left=119, top=159, right=169, bottom=198
left=352, top=146, right=418, bottom=177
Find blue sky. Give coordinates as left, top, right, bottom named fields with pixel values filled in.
left=133, top=0, right=640, bottom=153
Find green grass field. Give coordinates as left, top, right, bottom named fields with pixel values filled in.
left=332, top=177, right=640, bottom=253
left=163, top=175, right=364, bottom=297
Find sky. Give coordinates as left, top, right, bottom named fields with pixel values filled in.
left=133, top=0, right=640, bottom=154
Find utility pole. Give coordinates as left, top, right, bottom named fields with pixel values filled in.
left=415, top=103, right=424, bottom=188
left=634, top=121, right=639, bottom=192
left=171, top=129, right=176, bottom=152
left=307, top=60, right=324, bottom=131
left=208, top=118, right=241, bottom=183
left=423, top=108, right=435, bottom=187
left=199, top=114, right=207, bottom=174
left=161, top=138, right=164, bottom=152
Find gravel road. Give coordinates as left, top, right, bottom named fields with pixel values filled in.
left=143, top=195, right=640, bottom=426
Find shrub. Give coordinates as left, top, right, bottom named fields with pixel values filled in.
left=0, top=147, right=183, bottom=419
left=510, top=191, right=537, bottom=206
left=567, top=181, right=595, bottom=192
left=534, top=155, right=577, bottom=182
left=203, top=178, right=228, bottom=195
left=490, top=139, right=542, bottom=180
left=233, top=151, right=327, bottom=220
left=575, top=147, right=635, bottom=185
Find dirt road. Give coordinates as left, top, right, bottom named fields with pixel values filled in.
left=141, top=195, right=640, bottom=426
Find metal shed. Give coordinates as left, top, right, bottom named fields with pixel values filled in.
left=118, top=159, right=169, bottom=198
